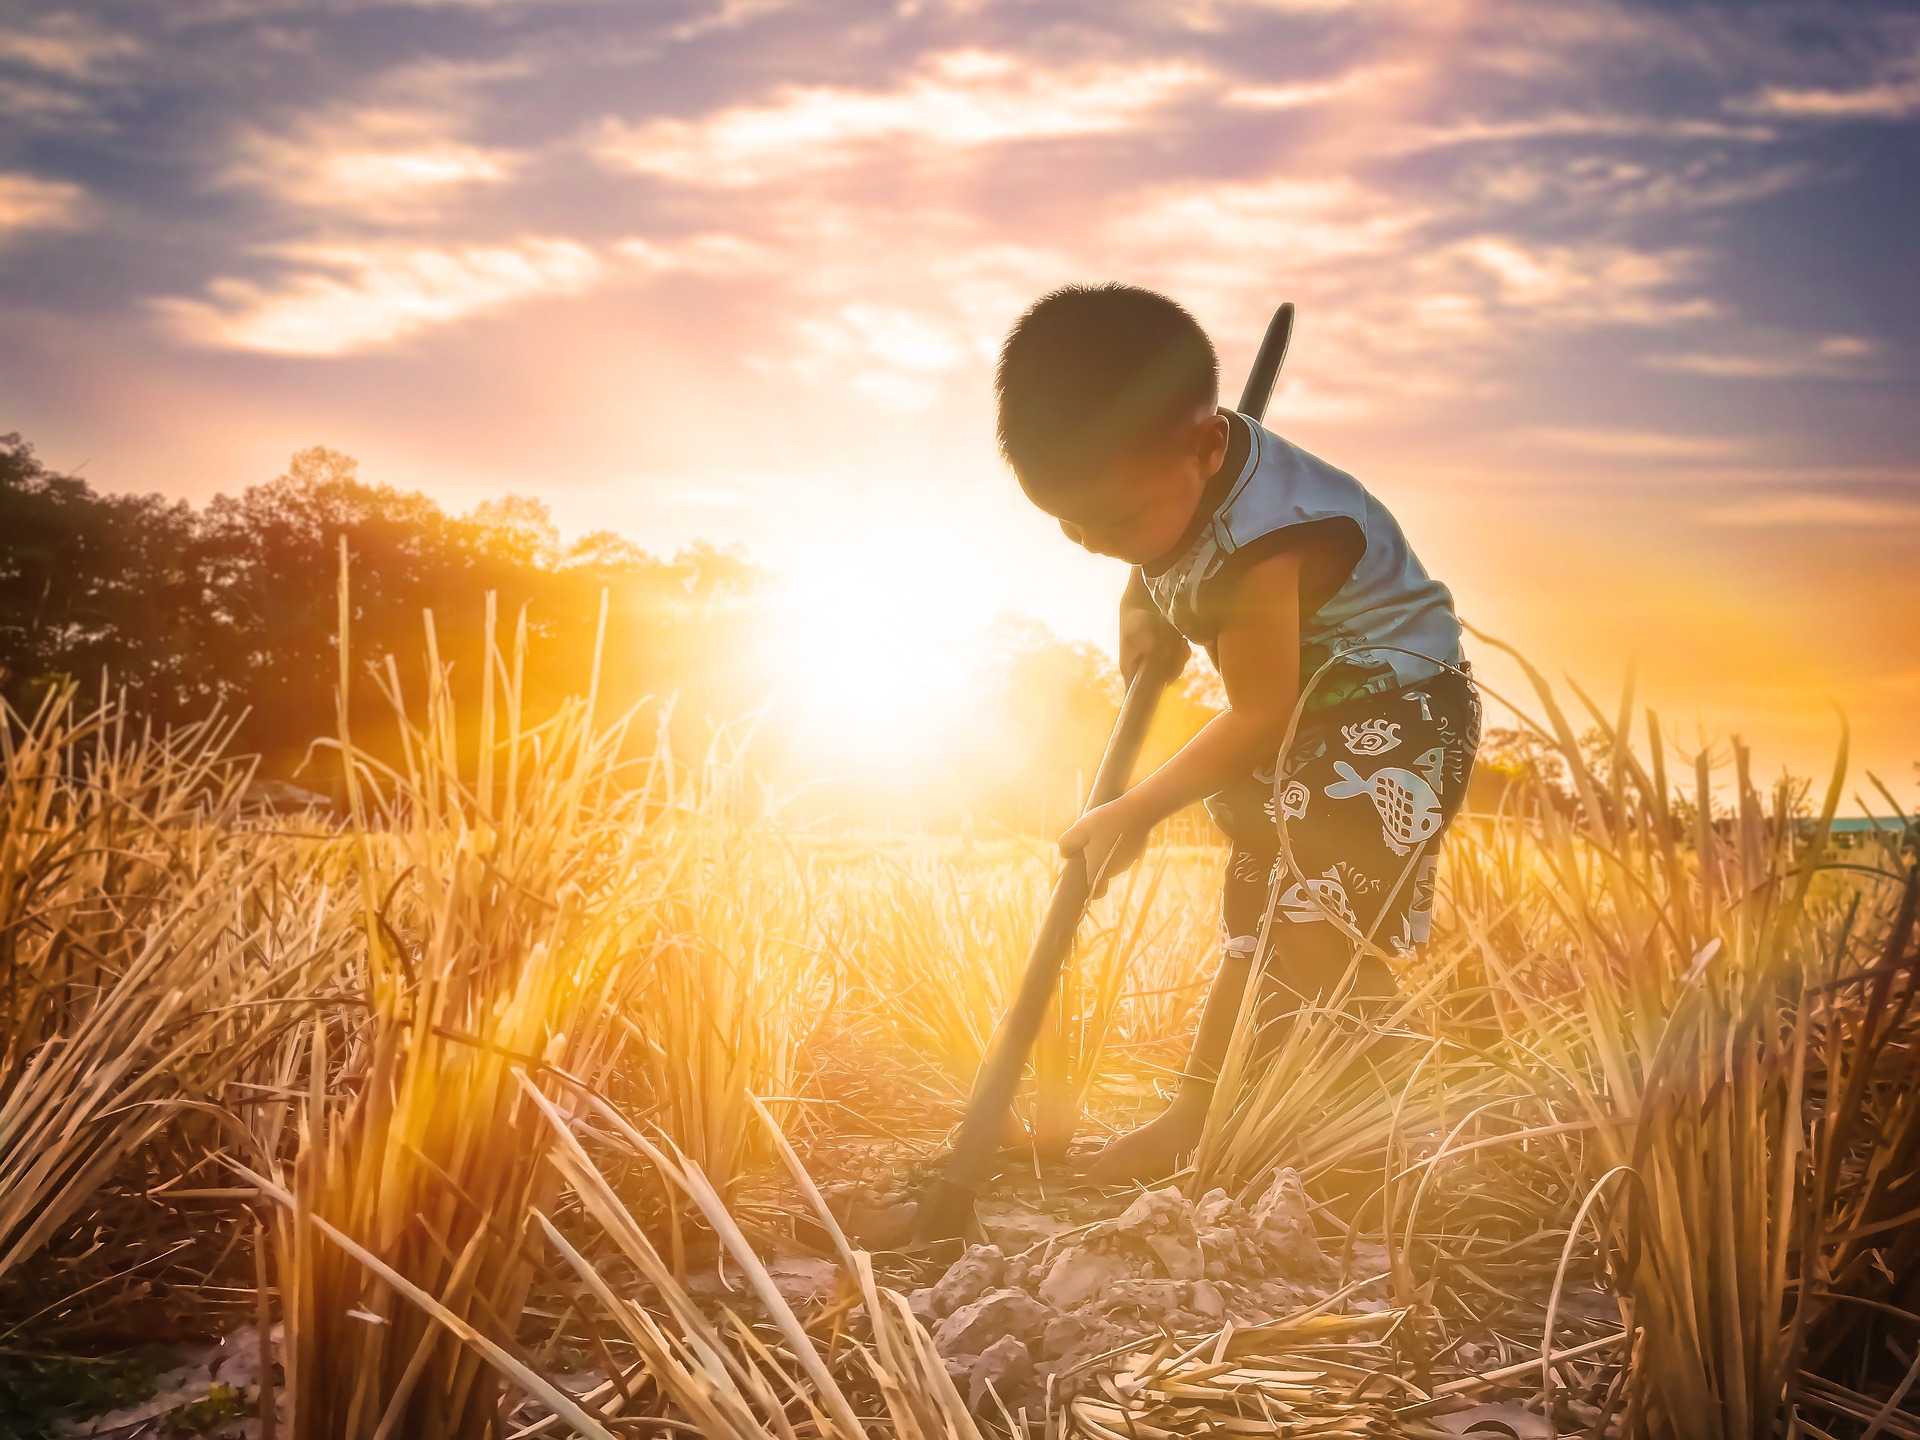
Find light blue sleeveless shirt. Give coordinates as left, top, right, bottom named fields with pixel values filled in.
left=1140, top=414, right=1462, bottom=711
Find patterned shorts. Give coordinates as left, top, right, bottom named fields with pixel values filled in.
left=1203, top=665, right=1481, bottom=1002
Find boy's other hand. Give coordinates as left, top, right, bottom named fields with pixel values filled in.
left=1059, top=796, right=1149, bottom=898
left=1120, top=571, right=1189, bottom=685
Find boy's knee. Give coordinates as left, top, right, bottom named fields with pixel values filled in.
left=1257, top=939, right=1397, bottom=1012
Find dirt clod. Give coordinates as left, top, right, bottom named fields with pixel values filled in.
left=929, top=1243, right=1004, bottom=1316
left=1036, top=1245, right=1129, bottom=1311
left=820, top=1172, right=922, bottom=1251
left=842, top=1197, right=917, bottom=1249
left=962, top=1334, right=1033, bottom=1412
left=1248, top=1165, right=1327, bottom=1274
left=932, top=1287, right=1050, bottom=1355
left=925, top=1166, right=1342, bottom=1411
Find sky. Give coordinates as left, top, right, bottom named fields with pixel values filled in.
left=2, top=0, right=1916, bottom=802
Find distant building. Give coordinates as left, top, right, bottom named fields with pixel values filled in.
left=242, top=778, right=335, bottom=814
left=1803, top=816, right=1913, bottom=849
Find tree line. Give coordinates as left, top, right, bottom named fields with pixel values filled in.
left=1, top=432, right=1204, bottom=831
left=0, top=434, right=767, bottom=791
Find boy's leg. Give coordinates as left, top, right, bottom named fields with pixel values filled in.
left=1085, top=853, right=1265, bottom=1182
left=1088, top=670, right=1479, bottom=1184
left=1086, top=845, right=1377, bottom=1184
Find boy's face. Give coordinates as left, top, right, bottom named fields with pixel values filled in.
left=1031, top=409, right=1229, bottom=564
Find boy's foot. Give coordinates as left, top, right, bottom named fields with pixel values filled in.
left=998, top=1109, right=1028, bottom=1150
left=1086, top=1097, right=1208, bottom=1184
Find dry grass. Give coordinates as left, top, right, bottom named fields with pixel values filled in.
left=822, top=839, right=1216, bottom=1152
left=0, top=610, right=1915, bottom=1439
left=0, top=685, right=352, bottom=1318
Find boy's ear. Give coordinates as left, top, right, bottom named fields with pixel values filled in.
left=1195, top=409, right=1230, bottom=468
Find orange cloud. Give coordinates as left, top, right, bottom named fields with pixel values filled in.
left=1224, top=63, right=1416, bottom=109
left=0, top=173, right=83, bottom=233
left=223, top=106, right=519, bottom=216
left=1645, top=335, right=1885, bottom=380
left=1742, top=64, right=1920, bottom=121
left=153, top=239, right=603, bottom=355
left=1698, top=490, right=1920, bottom=528
left=594, top=50, right=1213, bottom=186
left=0, top=13, right=139, bottom=80
left=1521, top=427, right=1747, bottom=460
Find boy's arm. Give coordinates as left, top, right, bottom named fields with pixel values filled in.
left=1062, top=551, right=1303, bottom=893
left=1119, top=567, right=1189, bottom=683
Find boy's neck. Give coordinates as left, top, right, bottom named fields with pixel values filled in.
left=1194, top=409, right=1248, bottom=508
left=1146, top=412, right=1250, bottom=576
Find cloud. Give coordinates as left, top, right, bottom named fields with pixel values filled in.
left=1448, top=152, right=1811, bottom=222
left=692, top=134, right=1726, bottom=425
left=153, top=239, right=603, bottom=355
left=680, top=148, right=1718, bottom=432
left=148, top=229, right=761, bottom=355
left=1392, top=112, right=1778, bottom=152
left=0, top=0, right=1909, bottom=793
left=1110, top=175, right=1423, bottom=270
left=613, top=233, right=772, bottom=277
left=792, top=304, right=975, bottom=410
left=718, top=200, right=1068, bottom=409
left=1645, top=335, right=1885, bottom=381
left=1699, top=489, right=1920, bottom=527
left=1167, top=0, right=1380, bottom=24
left=1223, top=64, right=1414, bottom=111
left=594, top=49, right=1212, bottom=186
left=223, top=106, right=519, bottom=216
left=1740, top=66, right=1920, bottom=122
left=0, top=14, right=140, bottom=131
left=0, top=173, right=84, bottom=232
left=1438, top=237, right=1706, bottom=326
left=0, top=14, right=139, bottom=80
left=1522, top=427, right=1747, bottom=460
left=1097, top=171, right=1709, bottom=416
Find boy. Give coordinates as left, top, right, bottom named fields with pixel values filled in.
left=995, top=284, right=1479, bottom=1183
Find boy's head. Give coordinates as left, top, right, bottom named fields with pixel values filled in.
left=996, top=283, right=1226, bottom=564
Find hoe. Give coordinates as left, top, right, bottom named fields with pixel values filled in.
left=917, top=300, right=1298, bottom=1244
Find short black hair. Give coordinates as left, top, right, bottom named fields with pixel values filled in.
left=995, top=284, right=1218, bottom=494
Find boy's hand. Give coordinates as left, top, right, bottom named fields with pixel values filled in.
left=1120, top=570, right=1189, bottom=684
left=1059, top=795, right=1150, bottom=898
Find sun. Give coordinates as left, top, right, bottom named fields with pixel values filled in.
left=759, top=520, right=979, bottom=773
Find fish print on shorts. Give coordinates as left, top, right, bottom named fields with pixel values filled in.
left=1324, top=759, right=1443, bottom=856
left=1341, top=717, right=1401, bottom=755
left=1388, top=910, right=1420, bottom=958
left=1277, top=866, right=1356, bottom=926
left=1409, top=851, right=1439, bottom=918
left=1330, top=859, right=1382, bottom=897
left=1216, top=668, right=1480, bottom=965
left=1413, top=747, right=1446, bottom=790
left=1231, top=849, right=1270, bottom=884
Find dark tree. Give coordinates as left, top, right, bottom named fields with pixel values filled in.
left=0, top=437, right=764, bottom=786
left=0, top=433, right=201, bottom=719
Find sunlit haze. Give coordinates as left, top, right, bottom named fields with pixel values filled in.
left=3, top=1, right=1914, bottom=800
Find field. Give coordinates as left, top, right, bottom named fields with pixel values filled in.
left=2, top=618, right=1916, bottom=1440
